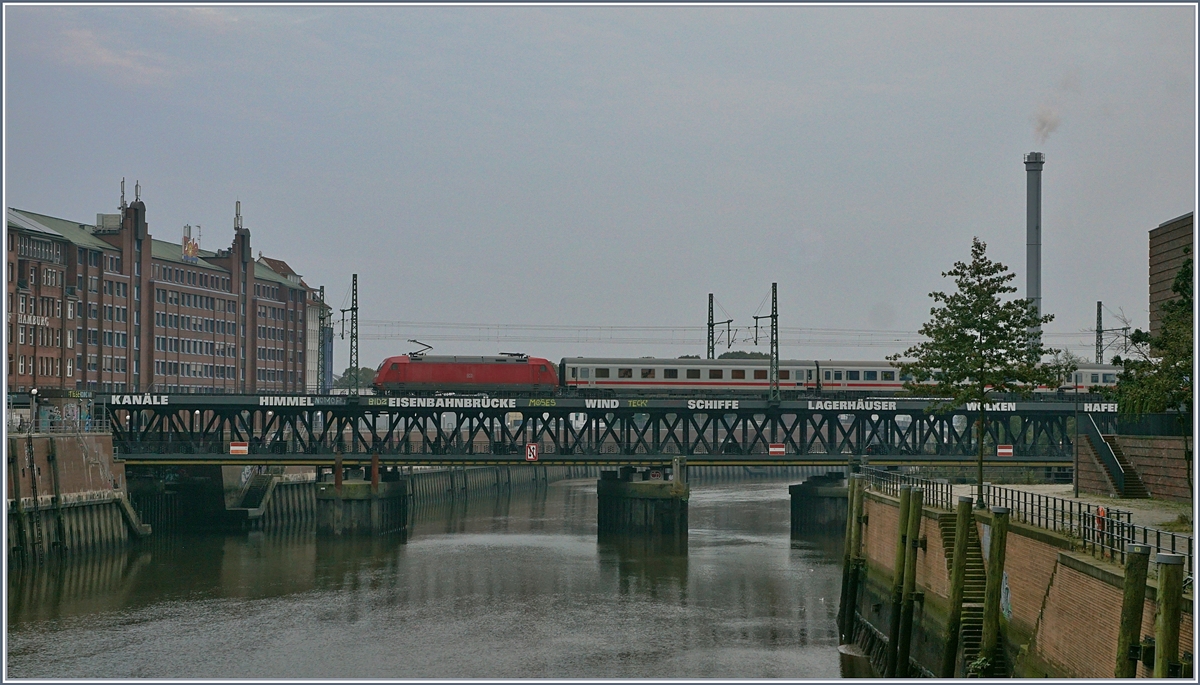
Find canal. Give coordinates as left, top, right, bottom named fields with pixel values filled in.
left=7, top=475, right=851, bottom=678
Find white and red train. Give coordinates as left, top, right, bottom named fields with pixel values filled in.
left=372, top=354, right=1120, bottom=397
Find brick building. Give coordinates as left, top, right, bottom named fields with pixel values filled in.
left=1147, top=211, right=1192, bottom=337
left=256, top=254, right=332, bottom=393
left=7, top=191, right=323, bottom=395
left=6, top=209, right=79, bottom=392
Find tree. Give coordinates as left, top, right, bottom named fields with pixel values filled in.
left=1109, top=257, right=1192, bottom=494
left=334, top=366, right=377, bottom=390
left=1043, top=349, right=1083, bottom=391
left=887, top=238, right=1058, bottom=506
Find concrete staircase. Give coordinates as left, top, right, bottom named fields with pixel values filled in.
left=938, top=513, right=999, bottom=676
left=1102, top=436, right=1150, bottom=499
left=239, top=474, right=274, bottom=509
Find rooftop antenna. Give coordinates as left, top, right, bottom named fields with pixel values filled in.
left=120, top=178, right=127, bottom=210
left=134, top=180, right=140, bottom=201
left=235, top=200, right=243, bottom=229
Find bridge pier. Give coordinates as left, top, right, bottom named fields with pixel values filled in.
left=596, top=457, right=688, bottom=544
left=315, top=467, right=408, bottom=538
left=789, top=470, right=849, bottom=536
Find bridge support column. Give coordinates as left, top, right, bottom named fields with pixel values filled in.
left=596, top=459, right=688, bottom=544
left=316, top=476, right=408, bottom=538
left=788, top=470, right=848, bottom=536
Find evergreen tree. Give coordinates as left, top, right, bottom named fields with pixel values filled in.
left=887, top=238, right=1058, bottom=506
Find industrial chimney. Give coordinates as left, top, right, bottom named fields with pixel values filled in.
left=1025, top=152, right=1044, bottom=339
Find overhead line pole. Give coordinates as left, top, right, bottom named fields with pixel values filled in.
left=770, top=282, right=779, bottom=403
left=708, top=294, right=714, bottom=359
left=340, top=275, right=359, bottom=396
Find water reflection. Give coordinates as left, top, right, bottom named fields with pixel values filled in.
left=9, top=477, right=848, bottom=679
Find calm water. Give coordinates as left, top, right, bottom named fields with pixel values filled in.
left=7, top=477, right=848, bottom=678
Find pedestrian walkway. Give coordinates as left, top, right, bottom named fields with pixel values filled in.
left=950, top=482, right=1193, bottom=530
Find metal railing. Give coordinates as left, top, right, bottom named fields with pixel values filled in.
left=861, top=472, right=1193, bottom=576
left=978, top=483, right=1191, bottom=577
left=859, top=466, right=955, bottom=511
left=980, top=482, right=1132, bottom=530
left=8, top=419, right=110, bottom=434
left=1091, top=518, right=1195, bottom=577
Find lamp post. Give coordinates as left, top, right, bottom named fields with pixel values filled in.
left=29, top=388, right=38, bottom=433
left=1073, top=375, right=1080, bottom=498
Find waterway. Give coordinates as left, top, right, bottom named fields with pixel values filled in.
left=7, top=476, right=850, bottom=678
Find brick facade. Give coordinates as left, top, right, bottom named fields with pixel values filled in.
left=1148, top=212, right=1192, bottom=338
left=1118, top=436, right=1192, bottom=502
left=6, top=433, right=125, bottom=500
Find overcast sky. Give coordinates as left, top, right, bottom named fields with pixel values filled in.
left=5, top=4, right=1196, bottom=370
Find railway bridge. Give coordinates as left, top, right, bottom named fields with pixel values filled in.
left=99, top=392, right=1115, bottom=468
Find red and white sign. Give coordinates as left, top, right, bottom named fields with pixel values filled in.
left=997, top=444, right=1014, bottom=458
left=769, top=443, right=786, bottom=456
left=229, top=441, right=249, bottom=456
left=525, top=443, right=539, bottom=462
left=649, top=470, right=662, bottom=480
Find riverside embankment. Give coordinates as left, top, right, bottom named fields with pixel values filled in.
left=834, top=469, right=1194, bottom=678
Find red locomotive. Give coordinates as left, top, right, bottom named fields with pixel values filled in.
left=373, top=353, right=559, bottom=394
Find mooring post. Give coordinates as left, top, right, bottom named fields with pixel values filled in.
left=896, top=487, right=924, bottom=678
left=8, top=438, right=28, bottom=559
left=1153, top=553, right=1185, bottom=678
left=371, top=451, right=380, bottom=492
left=837, top=475, right=858, bottom=641
left=884, top=485, right=913, bottom=677
left=47, top=437, right=66, bottom=553
left=941, top=495, right=974, bottom=677
left=1115, top=544, right=1151, bottom=677
left=980, top=506, right=1010, bottom=669
left=844, top=477, right=864, bottom=643
left=333, top=451, right=344, bottom=535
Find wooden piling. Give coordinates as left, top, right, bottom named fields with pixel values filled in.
left=896, top=487, right=923, bottom=678
left=941, top=495, right=974, bottom=677
left=884, top=485, right=912, bottom=677
left=837, top=475, right=858, bottom=641
left=1153, top=553, right=1185, bottom=678
left=1115, top=544, right=1151, bottom=678
left=981, top=506, right=1010, bottom=665
left=842, top=475, right=865, bottom=643
left=47, top=438, right=67, bottom=552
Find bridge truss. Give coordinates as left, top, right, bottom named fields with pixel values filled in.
left=100, top=394, right=1116, bottom=467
